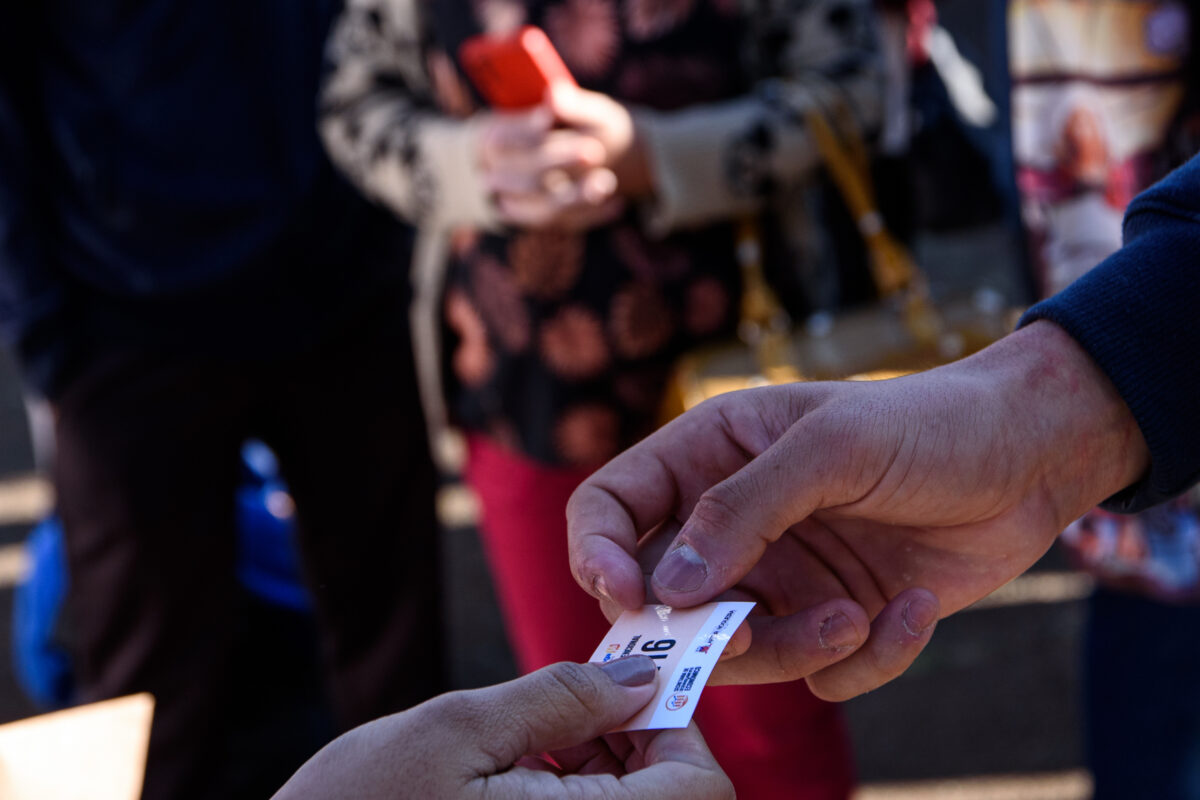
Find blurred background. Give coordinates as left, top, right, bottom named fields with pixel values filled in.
left=0, top=6, right=1083, bottom=793
left=2, top=0, right=1197, bottom=797
left=0, top=315, right=1096, bottom=800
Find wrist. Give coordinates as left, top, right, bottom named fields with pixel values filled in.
left=969, top=321, right=1150, bottom=525
left=613, top=123, right=654, bottom=199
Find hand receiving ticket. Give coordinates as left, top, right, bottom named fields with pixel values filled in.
left=588, top=601, right=755, bottom=731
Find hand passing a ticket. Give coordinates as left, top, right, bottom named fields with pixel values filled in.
left=589, top=602, right=755, bottom=731
left=275, top=657, right=733, bottom=800
left=567, top=324, right=1147, bottom=700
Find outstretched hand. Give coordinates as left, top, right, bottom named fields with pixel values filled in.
left=273, top=656, right=732, bottom=800
left=568, top=322, right=1149, bottom=700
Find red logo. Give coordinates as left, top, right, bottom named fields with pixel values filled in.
left=665, top=694, right=689, bottom=711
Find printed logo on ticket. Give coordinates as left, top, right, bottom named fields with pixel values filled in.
left=588, top=601, right=755, bottom=732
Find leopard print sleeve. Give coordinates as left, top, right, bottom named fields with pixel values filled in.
left=638, top=0, right=884, bottom=235
left=319, top=0, right=499, bottom=230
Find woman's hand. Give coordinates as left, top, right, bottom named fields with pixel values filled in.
left=478, top=85, right=650, bottom=230
left=273, top=656, right=733, bottom=800
left=545, top=83, right=652, bottom=199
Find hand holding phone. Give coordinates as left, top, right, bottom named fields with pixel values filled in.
left=461, top=27, right=647, bottom=228
left=459, top=26, right=576, bottom=110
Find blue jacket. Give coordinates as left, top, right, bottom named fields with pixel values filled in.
left=0, top=0, right=411, bottom=398
left=1024, top=153, right=1200, bottom=512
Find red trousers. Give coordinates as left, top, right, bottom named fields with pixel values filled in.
left=466, top=434, right=855, bottom=800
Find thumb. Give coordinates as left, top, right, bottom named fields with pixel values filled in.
left=464, top=657, right=659, bottom=768
left=651, top=416, right=844, bottom=606
left=546, top=82, right=611, bottom=129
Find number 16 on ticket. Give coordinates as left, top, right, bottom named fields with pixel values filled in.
left=588, top=601, right=755, bottom=732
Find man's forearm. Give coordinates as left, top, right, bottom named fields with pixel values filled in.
left=964, top=320, right=1150, bottom=527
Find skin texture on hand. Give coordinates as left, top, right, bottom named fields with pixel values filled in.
left=567, top=321, right=1150, bottom=700
left=272, top=657, right=733, bottom=800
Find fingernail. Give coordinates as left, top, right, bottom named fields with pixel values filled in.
left=600, top=655, right=657, bottom=687
left=902, top=596, right=938, bottom=637
left=593, top=575, right=611, bottom=601
left=818, top=612, right=860, bottom=651
left=543, top=169, right=574, bottom=201
left=652, top=543, right=707, bottom=593
left=583, top=169, right=617, bottom=203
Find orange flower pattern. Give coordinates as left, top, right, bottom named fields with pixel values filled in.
left=539, top=305, right=611, bottom=380
left=472, top=0, right=528, bottom=34
left=445, top=289, right=495, bottom=387
left=616, top=55, right=731, bottom=110
left=554, top=404, right=622, bottom=467
left=610, top=282, right=674, bottom=358
left=624, top=0, right=696, bottom=40
left=508, top=231, right=586, bottom=299
left=610, top=225, right=688, bottom=282
left=613, top=368, right=667, bottom=414
left=684, top=276, right=730, bottom=336
left=470, top=254, right=531, bottom=352
left=434, top=0, right=744, bottom=466
left=545, top=0, right=621, bottom=79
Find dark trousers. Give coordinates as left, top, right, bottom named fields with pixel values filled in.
left=1086, top=588, right=1200, bottom=800
left=52, top=317, right=444, bottom=800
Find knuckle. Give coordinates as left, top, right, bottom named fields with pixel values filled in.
left=419, top=689, right=489, bottom=735
left=808, top=636, right=905, bottom=703
left=806, top=674, right=856, bottom=703
left=769, top=639, right=803, bottom=683
left=564, top=484, right=586, bottom=517
left=692, top=484, right=752, bottom=540
left=541, top=662, right=606, bottom=715
left=689, top=477, right=785, bottom=566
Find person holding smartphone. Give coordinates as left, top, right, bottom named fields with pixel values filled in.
left=321, top=2, right=883, bottom=796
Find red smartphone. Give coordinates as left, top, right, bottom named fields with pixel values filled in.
left=459, top=26, right=576, bottom=110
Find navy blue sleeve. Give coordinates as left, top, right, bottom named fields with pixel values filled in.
left=0, top=6, right=78, bottom=398
left=1021, top=153, right=1200, bottom=512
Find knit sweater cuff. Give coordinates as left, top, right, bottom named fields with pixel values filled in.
left=1020, top=192, right=1200, bottom=512
left=420, top=115, right=502, bottom=231
left=634, top=101, right=766, bottom=237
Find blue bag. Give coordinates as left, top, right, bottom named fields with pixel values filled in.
left=12, top=440, right=311, bottom=708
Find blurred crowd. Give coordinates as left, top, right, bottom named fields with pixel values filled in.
left=1, top=1, right=1197, bottom=798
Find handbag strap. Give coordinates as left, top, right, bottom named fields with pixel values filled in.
left=804, top=101, right=943, bottom=346
left=735, top=217, right=803, bottom=382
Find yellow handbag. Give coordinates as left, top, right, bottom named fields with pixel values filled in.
left=662, top=101, right=1018, bottom=418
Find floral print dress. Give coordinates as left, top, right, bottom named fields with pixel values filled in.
left=436, top=1, right=745, bottom=467
left=321, top=0, right=885, bottom=467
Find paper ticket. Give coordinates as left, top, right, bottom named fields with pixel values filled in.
left=588, top=601, right=755, bottom=731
